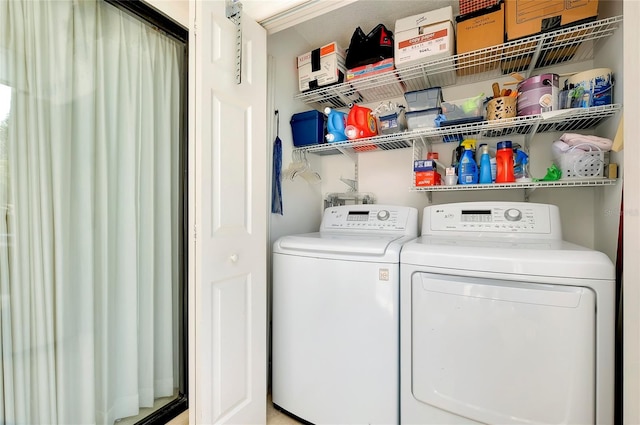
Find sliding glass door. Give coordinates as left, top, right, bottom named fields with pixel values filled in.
left=0, top=0, right=186, bottom=423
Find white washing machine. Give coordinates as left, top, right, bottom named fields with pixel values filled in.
left=272, top=204, right=418, bottom=424
left=400, top=202, right=615, bottom=425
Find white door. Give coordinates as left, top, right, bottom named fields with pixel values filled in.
left=189, top=0, right=268, bottom=423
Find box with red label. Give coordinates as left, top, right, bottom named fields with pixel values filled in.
left=297, top=42, right=346, bottom=92
left=394, top=6, right=455, bottom=68
left=415, top=170, right=441, bottom=187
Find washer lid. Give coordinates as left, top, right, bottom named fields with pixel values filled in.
left=274, top=232, right=406, bottom=257
left=401, top=236, right=614, bottom=280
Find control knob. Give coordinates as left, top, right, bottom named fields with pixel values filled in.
left=377, top=210, right=390, bottom=221
left=504, top=208, right=522, bottom=222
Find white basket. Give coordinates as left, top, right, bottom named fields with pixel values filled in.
left=552, top=143, right=605, bottom=178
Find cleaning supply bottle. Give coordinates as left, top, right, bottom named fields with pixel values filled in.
left=345, top=104, right=378, bottom=139
left=324, top=107, right=348, bottom=143
left=495, top=141, right=515, bottom=183
left=478, top=144, right=493, bottom=184
left=514, top=149, right=531, bottom=182
left=457, top=140, right=478, bottom=185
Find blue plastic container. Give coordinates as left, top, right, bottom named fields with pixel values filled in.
left=290, top=110, right=326, bottom=147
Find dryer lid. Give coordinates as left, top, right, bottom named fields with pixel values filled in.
left=401, top=236, right=615, bottom=280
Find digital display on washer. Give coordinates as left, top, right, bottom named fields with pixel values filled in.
left=461, top=209, right=493, bottom=222
left=347, top=211, right=370, bottom=221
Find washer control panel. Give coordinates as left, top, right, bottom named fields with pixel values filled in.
left=424, top=202, right=561, bottom=238
left=322, top=205, right=417, bottom=234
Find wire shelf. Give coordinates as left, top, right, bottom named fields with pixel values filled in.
left=296, top=104, right=621, bottom=156
left=412, top=178, right=617, bottom=192
left=294, top=15, right=622, bottom=109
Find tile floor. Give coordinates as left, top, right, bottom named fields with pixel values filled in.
left=164, top=395, right=303, bottom=424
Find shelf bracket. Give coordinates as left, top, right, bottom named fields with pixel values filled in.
left=226, top=0, right=242, bottom=84
left=335, top=146, right=358, bottom=163
left=524, top=187, right=534, bottom=202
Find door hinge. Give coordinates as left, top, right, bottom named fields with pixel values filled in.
left=226, top=0, right=242, bottom=84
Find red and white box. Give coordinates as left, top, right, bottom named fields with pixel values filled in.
left=394, top=6, right=455, bottom=68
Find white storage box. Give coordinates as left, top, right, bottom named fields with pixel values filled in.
left=394, top=6, right=455, bottom=68
left=297, top=42, right=346, bottom=92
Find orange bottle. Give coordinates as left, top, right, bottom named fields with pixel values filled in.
left=495, top=141, right=515, bottom=183
left=345, top=104, right=378, bottom=139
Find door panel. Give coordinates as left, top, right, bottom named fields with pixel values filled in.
left=190, top=1, right=267, bottom=424
left=412, top=272, right=595, bottom=425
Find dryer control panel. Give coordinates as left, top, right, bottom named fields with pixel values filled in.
left=423, top=202, right=562, bottom=239
left=321, top=205, right=418, bottom=235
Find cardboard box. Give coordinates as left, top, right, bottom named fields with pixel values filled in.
left=297, top=42, right=346, bottom=92
left=459, top=0, right=501, bottom=17
left=394, top=6, right=455, bottom=68
left=414, top=159, right=436, bottom=172
left=505, top=0, right=599, bottom=41
left=455, top=3, right=504, bottom=76
left=415, top=170, right=441, bottom=187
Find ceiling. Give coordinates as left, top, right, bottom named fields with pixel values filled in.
left=244, top=0, right=460, bottom=48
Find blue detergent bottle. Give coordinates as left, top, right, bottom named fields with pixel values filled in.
left=458, top=140, right=479, bottom=184
left=478, top=144, right=493, bottom=184
left=324, top=107, right=348, bottom=143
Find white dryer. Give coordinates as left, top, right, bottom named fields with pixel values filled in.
left=400, top=202, right=614, bottom=425
left=272, top=204, right=418, bottom=424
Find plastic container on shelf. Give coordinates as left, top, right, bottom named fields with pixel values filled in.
left=406, top=107, right=442, bottom=130
left=290, top=110, right=327, bottom=147
left=441, top=94, right=485, bottom=124
left=404, top=87, right=443, bottom=111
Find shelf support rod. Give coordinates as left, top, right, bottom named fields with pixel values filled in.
left=524, top=187, right=535, bottom=202
left=335, top=146, right=357, bottom=163
left=523, top=36, right=546, bottom=79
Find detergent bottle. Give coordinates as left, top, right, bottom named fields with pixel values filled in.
left=478, top=145, right=493, bottom=184
left=457, top=139, right=479, bottom=185
left=514, top=149, right=531, bottom=182
left=324, top=107, right=348, bottom=143
left=345, top=104, right=378, bottom=139
left=495, top=141, right=515, bottom=183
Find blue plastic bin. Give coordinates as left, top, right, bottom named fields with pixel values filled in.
left=290, top=110, right=326, bottom=147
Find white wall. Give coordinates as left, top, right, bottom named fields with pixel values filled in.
left=142, top=0, right=188, bottom=27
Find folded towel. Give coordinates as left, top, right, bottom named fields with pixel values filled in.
left=560, top=133, right=613, bottom=151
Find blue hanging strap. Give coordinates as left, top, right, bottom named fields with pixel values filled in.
left=271, top=111, right=283, bottom=215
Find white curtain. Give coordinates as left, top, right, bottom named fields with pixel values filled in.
left=0, top=0, right=183, bottom=423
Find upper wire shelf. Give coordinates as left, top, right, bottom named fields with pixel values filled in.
left=294, top=15, right=623, bottom=109
left=297, top=104, right=621, bottom=156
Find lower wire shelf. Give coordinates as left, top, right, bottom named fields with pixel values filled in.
left=412, top=178, right=618, bottom=192
left=414, top=178, right=618, bottom=201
